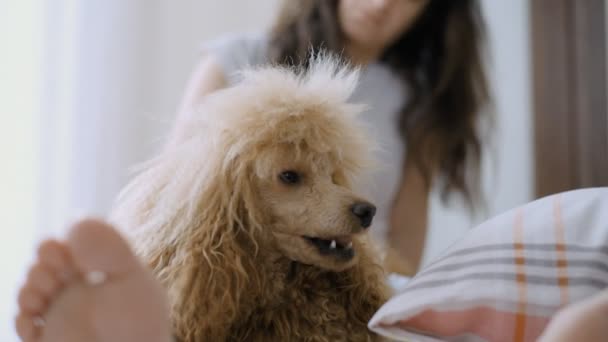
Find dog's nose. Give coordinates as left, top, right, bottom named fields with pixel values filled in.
left=350, top=202, right=376, bottom=229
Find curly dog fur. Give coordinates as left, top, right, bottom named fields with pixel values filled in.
left=111, top=57, right=390, bottom=341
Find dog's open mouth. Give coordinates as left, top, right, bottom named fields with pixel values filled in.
left=303, top=235, right=354, bottom=260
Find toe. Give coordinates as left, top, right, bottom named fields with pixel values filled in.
left=67, top=219, right=140, bottom=278
left=15, top=312, right=38, bottom=342
left=37, top=240, right=75, bottom=282
left=17, top=286, right=45, bottom=314
left=26, top=263, right=62, bottom=299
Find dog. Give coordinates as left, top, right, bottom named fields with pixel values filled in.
left=111, top=56, right=390, bottom=341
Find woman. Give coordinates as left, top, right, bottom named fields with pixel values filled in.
left=173, top=0, right=489, bottom=275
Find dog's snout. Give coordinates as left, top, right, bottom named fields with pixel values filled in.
left=350, top=202, right=376, bottom=229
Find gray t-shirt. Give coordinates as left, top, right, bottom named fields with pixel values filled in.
left=203, top=33, right=407, bottom=244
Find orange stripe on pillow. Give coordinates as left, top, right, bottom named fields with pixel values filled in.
left=513, top=209, right=527, bottom=342
left=553, top=195, right=570, bottom=305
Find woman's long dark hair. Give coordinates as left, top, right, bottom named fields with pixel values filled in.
left=268, top=0, right=489, bottom=204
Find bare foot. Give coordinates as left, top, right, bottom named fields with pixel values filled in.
left=15, top=219, right=172, bottom=342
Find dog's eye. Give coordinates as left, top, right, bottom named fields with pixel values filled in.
left=279, top=170, right=301, bottom=185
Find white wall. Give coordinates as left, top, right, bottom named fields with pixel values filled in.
left=0, top=2, right=43, bottom=340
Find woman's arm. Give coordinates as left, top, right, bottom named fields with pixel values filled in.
left=385, top=159, right=431, bottom=276
left=167, top=54, right=227, bottom=147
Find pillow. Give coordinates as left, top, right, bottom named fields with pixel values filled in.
left=369, top=187, right=608, bottom=342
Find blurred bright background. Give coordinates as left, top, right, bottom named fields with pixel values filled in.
left=0, top=1, right=534, bottom=340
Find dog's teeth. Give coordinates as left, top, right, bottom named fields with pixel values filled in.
left=346, top=242, right=353, bottom=249
left=330, top=240, right=337, bottom=249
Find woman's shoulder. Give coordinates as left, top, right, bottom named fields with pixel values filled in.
left=201, top=32, right=271, bottom=85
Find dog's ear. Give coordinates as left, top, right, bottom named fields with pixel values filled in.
left=167, top=157, right=270, bottom=340
left=111, top=140, right=266, bottom=340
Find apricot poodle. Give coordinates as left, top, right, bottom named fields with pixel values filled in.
left=111, top=57, right=390, bottom=341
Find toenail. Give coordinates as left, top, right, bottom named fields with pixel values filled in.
left=32, top=316, right=45, bottom=327
left=85, top=271, right=107, bottom=285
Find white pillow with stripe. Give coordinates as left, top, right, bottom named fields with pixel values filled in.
left=369, top=187, right=608, bottom=342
